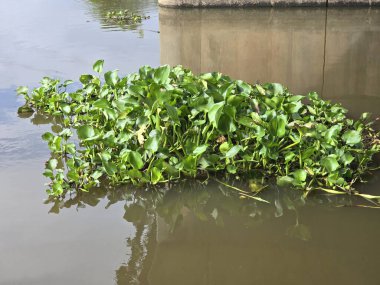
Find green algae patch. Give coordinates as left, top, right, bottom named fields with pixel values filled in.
left=17, top=61, right=380, bottom=199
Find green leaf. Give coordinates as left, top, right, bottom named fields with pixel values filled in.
left=153, top=65, right=170, bottom=84
left=61, top=105, right=71, bottom=114
left=144, top=133, right=160, bottom=152
left=293, top=169, right=307, bottom=182
left=52, top=182, right=63, bottom=195
left=225, top=145, right=242, bottom=158
left=182, top=156, right=197, bottom=172
left=237, top=117, right=256, bottom=128
left=341, top=153, right=354, bottom=166
left=272, top=83, right=284, bottom=96
left=284, top=152, right=295, bottom=163
left=77, top=125, right=95, bottom=140
left=93, top=59, right=104, bottom=73
left=218, top=114, right=236, bottom=133
left=151, top=167, right=162, bottom=184
left=127, top=169, right=143, bottom=179
left=193, top=145, right=208, bottom=156
left=208, top=102, right=224, bottom=127
left=255, top=84, right=266, bottom=95
left=165, top=104, right=180, bottom=125
left=321, top=157, right=340, bottom=172
left=93, top=98, right=110, bottom=109
left=227, top=165, right=237, bottom=174
left=325, top=125, right=341, bottom=143
left=103, top=161, right=117, bottom=176
left=270, top=115, right=287, bottom=138
left=46, top=159, right=58, bottom=170
left=127, top=151, right=144, bottom=169
left=104, top=70, right=119, bottom=86
left=342, top=130, right=361, bottom=145
left=219, top=142, right=230, bottom=154
left=277, top=176, right=294, bottom=187
left=16, top=86, right=28, bottom=95
left=42, top=132, right=54, bottom=142
left=79, top=74, right=93, bottom=84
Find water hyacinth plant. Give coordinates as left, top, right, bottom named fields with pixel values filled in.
left=105, top=10, right=150, bottom=25
left=17, top=60, right=380, bottom=199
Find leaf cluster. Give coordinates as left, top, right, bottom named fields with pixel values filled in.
left=105, top=9, right=150, bottom=25
left=17, top=61, right=380, bottom=197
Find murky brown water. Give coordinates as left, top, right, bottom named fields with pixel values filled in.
left=1, top=1, right=380, bottom=284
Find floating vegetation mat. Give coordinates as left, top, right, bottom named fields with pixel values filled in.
left=17, top=61, right=380, bottom=201
left=105, top=10, right=150, bottom=25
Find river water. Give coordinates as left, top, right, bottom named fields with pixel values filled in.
left=0, top=1, right=380, bottom=284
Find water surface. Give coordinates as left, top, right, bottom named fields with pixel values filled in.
left=0, top=1, right=380, bottom=284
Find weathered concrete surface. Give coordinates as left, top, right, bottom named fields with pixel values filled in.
left=159, top=0, right=380, bottom=6
left=160, top=7, right=380, bottom=120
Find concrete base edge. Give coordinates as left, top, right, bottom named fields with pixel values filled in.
left=158, top=0, right=380, bottom=7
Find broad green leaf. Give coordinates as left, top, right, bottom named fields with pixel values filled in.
left=218, top=114, right=236, bottom=133
left=103, top=161, right=117, bottom=176
left=93, top=59, right=104, bottom=73
left=288, top=95, right=304, bottom=102
left=52, top=182, right=63, bottom=195
left=79, top=74, right=93, bottom=84
left=104, top=70, right=119, bottom=86
left=277, top=176, right=294, bottom=187
left=193, top=145, right=208, bottom=156
left=237, top=117, right=255, bottom=128
left=225, top=145, right=242, bottom=158
left=153, top=65, right=170, bottom=84
left=93, top=98, right=110, bottom=109
left=46, top=159, right=58, bottom=170
left=61, top=105, right=71, bottom=114
left=42, top=132, right=54, bottom=142
left=227, top=165, right=237, bottom=174
left=127, top=151, right=144, bottom=170
left=151, top=167, right=162, bottom=184
left=321, top=157, right=340, bottom=172
left=219, top=142, right=230, bottom=154
left=325, top=125, right=341, bottom=143
left=269, top=115, right=287, bottom=138
left=255, top=84, right=266, bottom=95
left=127, top=169, right=143, bottom=179
left=165, top=104, right=180, bottom=125
left=144, top=136, right=159, bottom=152
left=341, top=153, right=354, bottom=166
left=293, top=169, right=307, bottom=182
left=182, top=156, right=197, bottom=172
left=208, top=102, right=224, bottom=127
left=342, top=130, right=361, bottom=145
left=77, top=125, right=95, bottom=140
left=272, top=83, right=284, bottom=96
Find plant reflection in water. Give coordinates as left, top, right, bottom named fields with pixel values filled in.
left=44, top=178, right=367, bottom=284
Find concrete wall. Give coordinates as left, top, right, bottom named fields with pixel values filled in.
left=159, top=0, right=380, bottom=7
left=160, top=8, right=380, bottom=120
